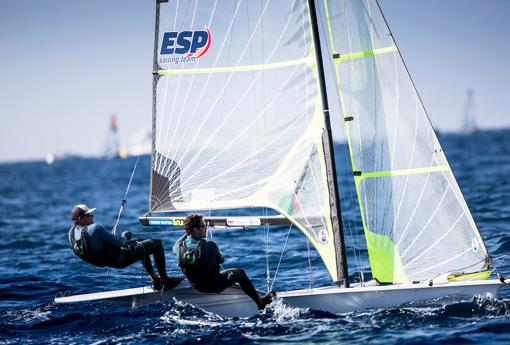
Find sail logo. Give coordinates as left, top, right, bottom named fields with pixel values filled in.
left=159, top=27, right=211, bottom=64
left=471, top=238, right=479, bottom=252
left=318, top=229, right=329, bottom=244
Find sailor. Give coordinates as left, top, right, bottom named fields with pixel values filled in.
left=173, top=213, right=274, bottom=310
left=68, top=204, right=174, bottom=290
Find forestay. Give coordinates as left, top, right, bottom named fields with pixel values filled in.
left=322, top=0, right=491, bottom=283
left=150, top=0, right=343, bottom=282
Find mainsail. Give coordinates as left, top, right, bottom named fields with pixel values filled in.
left=150, top=0, right=346, bottom=282
left=321, top=0, right=491, bottom=283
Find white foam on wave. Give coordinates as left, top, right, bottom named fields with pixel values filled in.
left=5, top=308, right=52, bottom=323
left=270, top=297, right=307, bottom=322
left=159, top=298, right=228, bottom=327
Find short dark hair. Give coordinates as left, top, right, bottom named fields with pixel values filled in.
left=184, top=213, right=204, bottom=234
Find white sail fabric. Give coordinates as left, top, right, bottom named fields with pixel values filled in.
left=150, top=0, right=341, bottom=281
left=322, top=0, right=490, bottom=283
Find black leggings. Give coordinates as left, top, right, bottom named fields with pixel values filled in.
left=193, top=268, right=260, bottom=304
left=111, top=239, right=167, bottom=277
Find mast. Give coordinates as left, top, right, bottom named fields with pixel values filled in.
left=307, top=0, right=349, bottom=287
left=149, top=0, right=167, bottom=212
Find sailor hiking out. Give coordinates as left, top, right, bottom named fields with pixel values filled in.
left=68, top=204, right=177, bottom=290
left=173, top=213, right=274, bottom=310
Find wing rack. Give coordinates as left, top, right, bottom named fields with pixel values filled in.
left=139, top=215, right=291, bottom=227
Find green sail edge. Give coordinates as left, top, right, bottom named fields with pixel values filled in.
left=365, top=229, right=407, bottom=284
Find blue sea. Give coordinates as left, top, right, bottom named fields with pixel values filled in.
left=1, top=129, right=509, bottom=344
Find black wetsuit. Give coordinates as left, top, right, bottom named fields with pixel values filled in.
left=173, top=235, right=261, bottom=304
left=69, top=223, right=166, bottom=276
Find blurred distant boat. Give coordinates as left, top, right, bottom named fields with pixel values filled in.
left=45, top=154, right=55, bottom=165
left=45, top=152, right=85, bottom=164
left=103, top=114, right=128, bottom=159
left=462, top=88, right=481, bottom=134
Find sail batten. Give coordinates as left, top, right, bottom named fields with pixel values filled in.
left=334, top=45, right=397, bottom=61
left=356, top=165, right=451, bottom=179
left=156, top=57, right=315, bottom=75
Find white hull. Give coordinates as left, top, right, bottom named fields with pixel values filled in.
left=54, top=279, right=504, bottom=318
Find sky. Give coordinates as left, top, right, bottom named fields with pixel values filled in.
left=0, top=0, right=509, bottom=162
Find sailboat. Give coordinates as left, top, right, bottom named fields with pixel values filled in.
left=461, top=88, right=481, bottom=134
left=55, top=0, right=506, bottom=317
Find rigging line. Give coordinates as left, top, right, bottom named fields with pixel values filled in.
left=399, top=185, right=451, bottom=259
left=158, top=0, right=220, bottom=166
left=161, top=0, right=297, bottom=179
left=403, top=211, right=465, bottom=269
left=167, top=64, right=303, bottom=192
left=395, top=155, right=435, bottom=247
left=390, top=89, right=421, bottom=237
left=159, top=0, right=271, bottom=174
left=270, top=224, right=293, bottom=291
left=112, top=155, right=141, bottom=235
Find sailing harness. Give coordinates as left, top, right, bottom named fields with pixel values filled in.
left=178, top=239, right=207, bottom=273
left=68, top=226, right=120, bottom=267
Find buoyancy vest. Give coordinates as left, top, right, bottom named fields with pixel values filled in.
left=68, top=226, right=119, bottom=267
left=178, top=239, right=218, bottom=282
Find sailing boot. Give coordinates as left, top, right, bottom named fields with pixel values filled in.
left=152, top=275, right=184, bottom=291
left=151, top=274, right=163, bottom=290
left=257, top=291, right=276, bottom=310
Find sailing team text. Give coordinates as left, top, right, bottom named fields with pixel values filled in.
left=158, top=56, right=196, bottom=64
